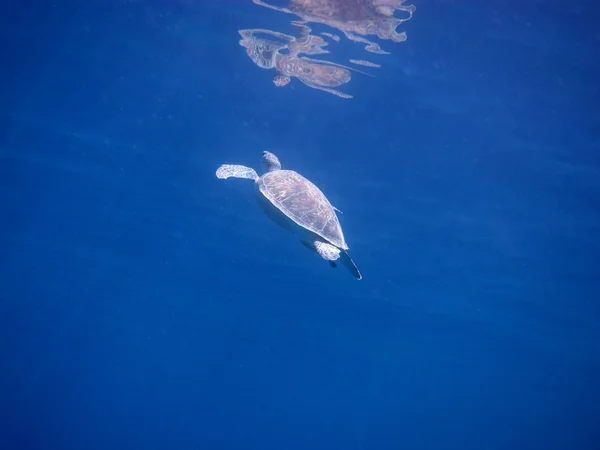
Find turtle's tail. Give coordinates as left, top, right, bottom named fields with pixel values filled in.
left=340, top=250, right=362, bottom=280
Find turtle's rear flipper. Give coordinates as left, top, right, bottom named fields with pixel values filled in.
left=301, top=240, right=340, bottom=260
left=313, top=241, right=341, bottom=261
left=340, top=250, right=362, bottom=280
left=301, top=241, right=359, bottom=279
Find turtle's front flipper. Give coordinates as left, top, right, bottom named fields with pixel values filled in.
left=216, top=164, right=259, bottom=181
left=340, top=250, right=362, bottom=280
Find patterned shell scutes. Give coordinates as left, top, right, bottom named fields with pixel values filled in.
left=258, top=170, right=347, bottom=249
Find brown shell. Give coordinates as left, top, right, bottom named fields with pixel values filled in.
left=258, top=170, right=347, bottom=249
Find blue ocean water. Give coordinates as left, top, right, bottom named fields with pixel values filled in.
left=1, top=1, right=599, bottom=449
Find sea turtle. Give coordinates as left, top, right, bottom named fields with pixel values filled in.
left=216, top=151, right=362, bottom=280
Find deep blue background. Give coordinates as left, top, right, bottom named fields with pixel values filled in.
left=1, top=1, right=599, bottom=449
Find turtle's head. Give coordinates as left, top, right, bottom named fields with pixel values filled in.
left=262, top=151, right=282, bottom=172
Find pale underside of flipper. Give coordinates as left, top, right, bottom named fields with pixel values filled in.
left=302, top=240, right=339, bottom=260
left=216, top=164, right=259, bottom=181
left=302, top=240, right=362, bottom=280
left=314, top=240, right=341, bottom=260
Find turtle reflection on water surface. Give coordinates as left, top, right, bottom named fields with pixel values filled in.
left=216, top=151, right=362, bottom=280
left=239, top=27, right=360, bottom=99
left=252, top=0, right=415, bottom=55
